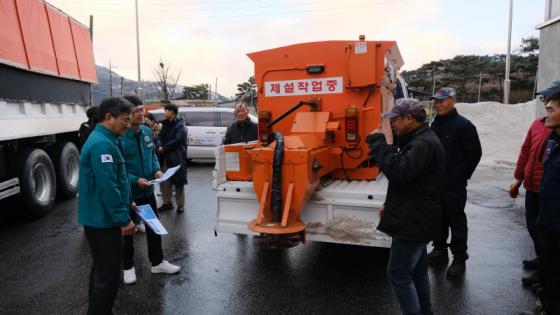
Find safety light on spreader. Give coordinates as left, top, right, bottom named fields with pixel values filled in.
left=345, top=107, right=359, bottom=142
left=258, top=110, right=272, bottom=145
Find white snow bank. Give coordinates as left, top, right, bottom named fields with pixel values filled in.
left=455, top=100, right=539, bottom=167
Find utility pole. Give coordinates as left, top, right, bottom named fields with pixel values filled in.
left=108, top=61, right=118, bottom=97
left=215, top=77, right=218, bottom=100
left=120, top=76, right=124, bottom=96
left=135, top=0, right=142, bottom=98
left=89, top=15, right=93, bottom=106
left=432, top=70, right=437, bottom=95
left=478, top=72, right=483, bottom=103
left=504, top=0, right=513, bottom=104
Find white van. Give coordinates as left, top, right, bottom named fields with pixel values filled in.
left=149, top=107, right=258, bottom=160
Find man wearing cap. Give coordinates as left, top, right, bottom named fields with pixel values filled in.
left=427, top=87, right=482, bottom=277
left=368, top=98, right=445, bottom=315
left=520, top=81, right=560, bottom=315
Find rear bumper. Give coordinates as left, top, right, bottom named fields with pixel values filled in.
left=215, top=178, right=391, bottom=248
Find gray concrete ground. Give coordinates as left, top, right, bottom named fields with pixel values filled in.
left=0, top=162, right=538, bottom=314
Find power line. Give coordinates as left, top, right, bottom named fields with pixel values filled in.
left=79, top=0, right=410, bottom=20
left=62, top=0, right=368, bottom=13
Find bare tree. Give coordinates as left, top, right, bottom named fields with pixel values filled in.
left=153, top=60, right=181, bottom=101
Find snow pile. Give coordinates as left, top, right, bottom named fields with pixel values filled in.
left=455, top=100, right=539, bottom=167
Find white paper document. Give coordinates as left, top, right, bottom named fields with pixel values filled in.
left=136, top=204, right=168, bottom=235
left=149, top=165, right=181, bottom=185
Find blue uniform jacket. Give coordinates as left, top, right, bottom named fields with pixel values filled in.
left=121, top=125, right=161, bottom=200
left=78, top=124, right=132, bottom=228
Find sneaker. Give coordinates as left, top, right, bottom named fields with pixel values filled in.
left=518, top=303, right=546, bottom=315
left=427, top=247, right=448, bottom=264
left=523, top=257, right=539, bottom=270
left=522, top=272, right=540, bottom=287
left=151, top=260, right=181, bottom=274
left=446, top=259, right=466, bottom=277
left=158, top=204, right=174, bottom=212
left=123, top=267, right=137, bottom=285
left=176, top=206, right=184, bottom=213
left=136, top=223, right=146, bottom=233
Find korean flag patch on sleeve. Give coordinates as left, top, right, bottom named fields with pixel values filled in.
left=101, top=154, right=114, bottom=163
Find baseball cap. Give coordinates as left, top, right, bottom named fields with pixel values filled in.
left=382, top=98, right=426, bottom=120
left=536, top=81, right=560, bottom=98
left=431, top=87, right=456, bottom=100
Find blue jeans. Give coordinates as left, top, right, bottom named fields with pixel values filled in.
left=387, top=239, right=432, bottom=315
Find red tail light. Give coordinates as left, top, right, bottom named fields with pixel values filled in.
left=345, top=107, right=359, bottom=142
left=258, top=111, right=272, bottom=145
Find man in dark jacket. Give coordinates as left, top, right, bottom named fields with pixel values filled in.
left=78, top=106, right=98, bottom=147
left=222, top=102, right=258, bottom=144
left=369, top=98, right=445, bottom=315
left=427, top=87, right=482, bottom=277
left=157, top=103, right=188, bottom=213
left=520, top=82, right=560, bottom=315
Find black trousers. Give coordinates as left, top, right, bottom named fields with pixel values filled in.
left=538, top=232, right=560, bottom=314
left=433, top=188, right=469, bottom=261
left=84, top=226, right=123, bottom=315
left=123, top=194, right=163, bottom=269
left=525, top=190, right=541, bottom=257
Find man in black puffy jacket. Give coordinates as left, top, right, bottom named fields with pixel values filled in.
left=369, top=98, right=445, bottom=315
left=222, top=102, right=258, bottom=145
left=427, top=87, right=482, bottom=277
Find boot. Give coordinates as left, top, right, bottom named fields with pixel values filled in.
left=158, top=203, right=174, bottom=212
left=446, top=259, right=466, bottom=277
left=523, top=257, right=539, bottom=270
left=522, top=272, right=540, bottom=287
left=427, top=247, right=448, bottom=264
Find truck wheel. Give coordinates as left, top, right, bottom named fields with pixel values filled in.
left=50, top=142, right=80, bottom=199
left=19, top=148, right=57, bottom=219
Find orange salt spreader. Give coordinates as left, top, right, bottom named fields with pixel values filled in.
left=223, top=36, right=403, bottom=246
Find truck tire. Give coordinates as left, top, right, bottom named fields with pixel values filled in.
left=18, top=148, right=57, bottom=219
left=50, top=142, right=80, bottom=199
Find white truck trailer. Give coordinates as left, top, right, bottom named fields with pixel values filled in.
left=0, top=0, right=97, bottom=218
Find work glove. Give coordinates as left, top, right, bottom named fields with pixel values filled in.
left=509, top=179, right=522, bottom=198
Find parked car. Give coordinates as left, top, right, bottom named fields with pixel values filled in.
left=149, top=107, right=257, bottom=160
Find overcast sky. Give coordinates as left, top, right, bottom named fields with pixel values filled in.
left=48, top=0, right=545, bottom=97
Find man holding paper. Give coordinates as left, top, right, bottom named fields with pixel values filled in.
left=121, top=95, right=180, bottom=285
left=157, top=103, right=188, bottom=213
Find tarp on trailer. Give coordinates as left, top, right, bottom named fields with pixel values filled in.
left=0, top=0, right=97, bottom=83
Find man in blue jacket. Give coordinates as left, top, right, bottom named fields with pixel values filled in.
left=121, top=95, right=180, bottom=285
left=78, top=97, right=136, bottom=315
left=427, top=87, right=482, bottom=277
left=521, top=81, right=560, bottom=315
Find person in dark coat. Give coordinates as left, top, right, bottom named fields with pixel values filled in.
left=520, top=81, right=560, bottom=315
left=510, top=116, right=552, bottom=288
left=427, top=87, right=482, bottom=277
left=222, top=102, right=258, bottom=145
left=78, top=106, right=98, bottom=147
left=368, top=98, right=445, bottom=315
left=157, top=103, right=188, bottom=213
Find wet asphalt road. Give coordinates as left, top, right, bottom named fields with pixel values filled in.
left=0, top=162, right=537, bottom=314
